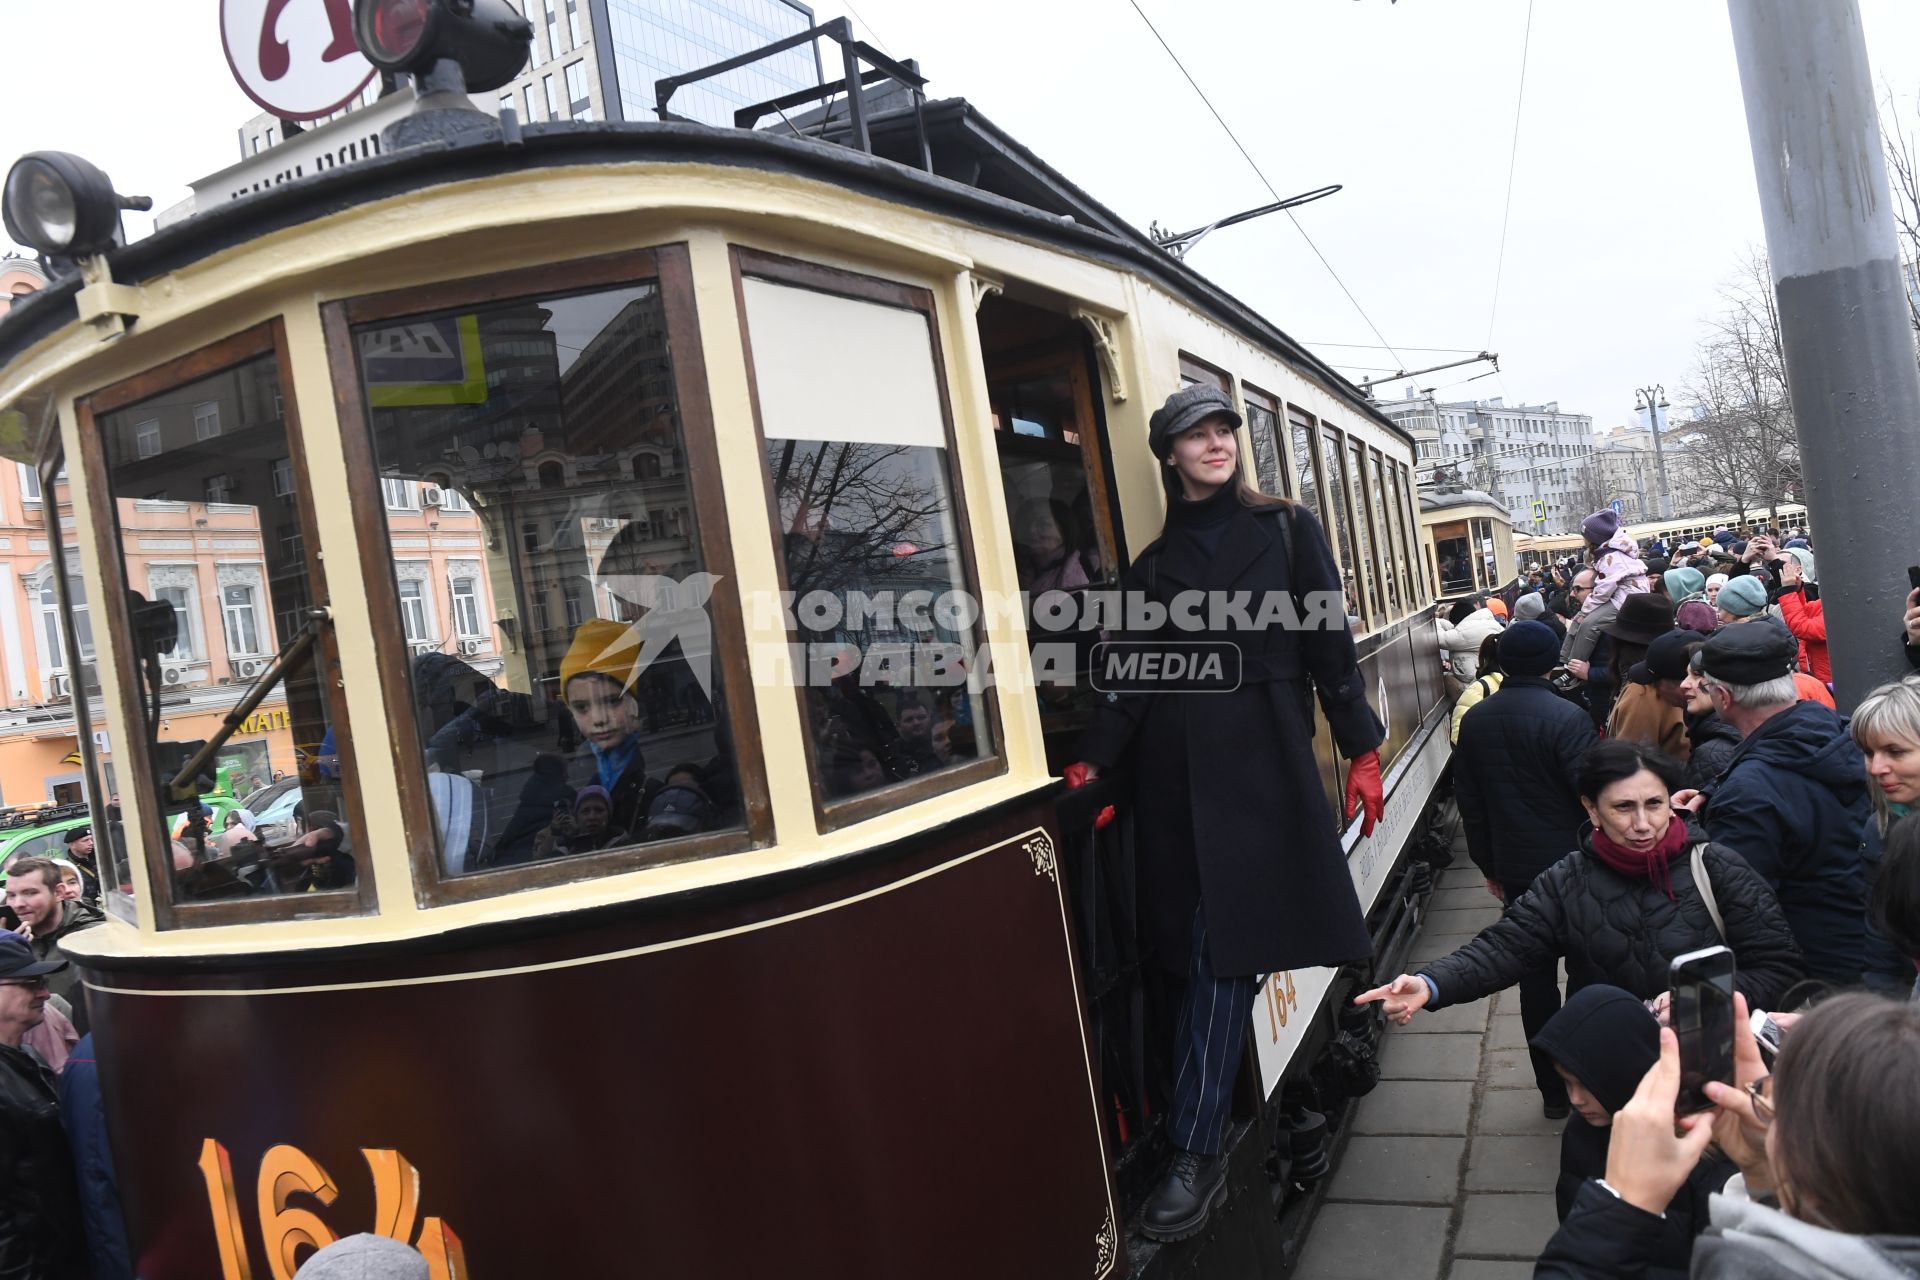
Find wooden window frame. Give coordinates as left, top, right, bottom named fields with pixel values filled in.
left=729, top=245, right=1007, bottom=834
left=321, top=244, right=773, bottom=908
left=1240, top=383, right=1285, bottom=500
left=985, top=345, right=1123, bottom=587
left=73, top=320, right=378, bottom=928
left=1176, top=351, right=1231, bottom=393
left=1398, top=462, right=1432, bottom=603
left=1370, top=447, right=1406, bottom=621
left=1346, top=437, right=1385, bottom=627
left=1285, top=405, right=1323, bottom=516
left=1318, top=423, right=1369, bottom=633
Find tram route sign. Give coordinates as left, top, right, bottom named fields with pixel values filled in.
left=222, top=0, right=377, bottom=121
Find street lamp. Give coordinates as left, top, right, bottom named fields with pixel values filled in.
left=1633, top=383, right=1672, bottom=520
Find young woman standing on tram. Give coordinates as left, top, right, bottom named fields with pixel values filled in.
left=1065, top=383, right=1386, bottom=1241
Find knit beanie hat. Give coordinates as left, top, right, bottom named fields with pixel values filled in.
left=1706, top=572, right=1729, bottom=593
left=1716, top=574, right=1769, bottom=619
left=292, top=1234, right=429, bottom=1280
left=1496, top=619, right=1560, bottom=678
left=1513, top=591, right=1547, bottom=622
left=1581, top=509, right=1621, bottom=546
left=1663, top=565, right=1706, bottom=603
left=559, top=618, right=644, bottom=696
left=1676, top=600, right=1718, bottom=634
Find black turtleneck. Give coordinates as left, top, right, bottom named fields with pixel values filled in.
left=1167, top=482, right=1238, bottom=557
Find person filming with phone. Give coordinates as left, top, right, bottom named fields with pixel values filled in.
left=1354, top=742, right=1804, bottom=1068
left=1535, top=990, right=1920, bottom=1278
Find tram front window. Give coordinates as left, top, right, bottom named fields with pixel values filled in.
left=96, top=350, right=357, bottom=905
left=345, top=278, right=744, bottom=876
left=739, top=265, right=994, bottom=809
left=1435, top=528, right=1474, bottom=595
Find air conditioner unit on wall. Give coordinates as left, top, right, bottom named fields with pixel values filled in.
left=49, top=674, right=72, bottom=700
left=162, top=666, right=187, bottom=686
left=410, top=642, right=438, bottom=657
left=457, top=639, right=482, bottom=657
left=422, top=485, right=446, bottom=507
left=236, top=658, right=267, bottom=679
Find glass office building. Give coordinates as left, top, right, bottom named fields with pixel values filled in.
left=605, top=0, right=820, bottom=126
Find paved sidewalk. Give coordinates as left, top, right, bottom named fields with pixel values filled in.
left=1294, top=848, right=1564, bottom=1280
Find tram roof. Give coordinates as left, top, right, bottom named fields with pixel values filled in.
left=1418, top=487, right=1508, bottom=516
left=0, top=99, right=1407, bottom=445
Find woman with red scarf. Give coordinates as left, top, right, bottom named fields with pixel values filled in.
left=1357, top=740, right=1804, bottom=1026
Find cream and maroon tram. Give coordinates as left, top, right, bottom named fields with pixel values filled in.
left=0, top=12, right=1455, bottom=1277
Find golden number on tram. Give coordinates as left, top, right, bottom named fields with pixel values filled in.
left=197, top=1139, right=468, bottom=1279
left=1264, top=970, right=1300, bottom=1041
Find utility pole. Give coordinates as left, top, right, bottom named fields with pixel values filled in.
left=1728, top=1, right=1920, bottom=707
left=1633, top=384, right=1672, bottom=519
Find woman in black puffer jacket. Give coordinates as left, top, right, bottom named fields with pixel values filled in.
left=1357, top=741, right=1804, bottom=1022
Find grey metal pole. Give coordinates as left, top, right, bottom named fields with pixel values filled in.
left=1727, top=0, right=1920, bottom=708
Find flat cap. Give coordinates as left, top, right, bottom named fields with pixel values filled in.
left=1699, top=621, right=1798, bottom=686
left=1149, top=383, right=1241, bottom=457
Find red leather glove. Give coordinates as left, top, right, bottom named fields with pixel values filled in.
left=1064, top=764, right=1115, bottom=831
left=1344, top=750, right=1384, bottom=837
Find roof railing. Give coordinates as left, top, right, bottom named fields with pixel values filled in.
left=653, top=17, right=933, bottom=173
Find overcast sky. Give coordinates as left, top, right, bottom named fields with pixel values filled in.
left=7, top=1, right=1919, bottom=438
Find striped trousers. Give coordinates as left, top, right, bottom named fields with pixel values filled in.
left=1168, top=903, right=1261, bottom=1156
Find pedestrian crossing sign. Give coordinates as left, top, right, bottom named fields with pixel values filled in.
left=1531, top=500, right=1545, bottom=520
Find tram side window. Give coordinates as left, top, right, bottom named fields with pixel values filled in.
left=1348, top=438, right=1382, bottom=624
left=740, top=270, right=994, bottom=809
left=1370, top=450, right=1403, bottom=619
left=345, top=281, right=745, bottom=877
left=1317, top=429, right=1359, bottom=623
left=97, top=353, right=357, bottom=905
left=1289, top=412, right=1320, bottom=517
left=38, top=454, right=130, bottom=916
left=1243, top=387, right=1284, bottom=499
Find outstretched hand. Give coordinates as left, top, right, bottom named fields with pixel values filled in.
left=1604, top=1027, right=1720, bottom=1216
left=1353, top=974, right=1430, bottom=1025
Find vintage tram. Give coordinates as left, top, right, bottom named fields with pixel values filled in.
left=1418, top=483, right=1518, bottom=604
left=0, top=13, right=1458, bottom=1278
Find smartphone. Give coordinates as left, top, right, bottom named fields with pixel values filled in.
left=1670, top=944, right=1736, bottom=1113
left=1750, top=1008, right=1784, bottom=1064
left=1907, top=565, right=1920, bottom=594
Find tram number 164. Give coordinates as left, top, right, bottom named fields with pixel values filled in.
left=197, top=1139, right=468, bottom=1280
left=1263, top=970, right=1299, bottom=1042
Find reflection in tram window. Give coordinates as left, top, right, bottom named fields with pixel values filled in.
left=96, top=353, right=356, bottom=904
left=1243, top=389, right=1284, bottom=499
left=1434, top=527, right=1474, bottom=595
left=1290, top=412, right=1320, bottom=516
left=1348, top=438, right=1382, bottom=624
left=741, top=273, right=991, bottom=804
left=1318, top=428, right=1358, bottom=619
left=345, top=281, right=742, bottom=875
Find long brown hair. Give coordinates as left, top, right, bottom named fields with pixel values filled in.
left=1770, top=993, right=1920, bottom=1236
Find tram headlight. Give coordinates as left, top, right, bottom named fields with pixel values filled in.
left=2, top=152, right=126, bottom=258
left=354, top=0, right=533, bottom=94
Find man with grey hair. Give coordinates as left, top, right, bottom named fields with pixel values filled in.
left=1676, top=624, right=1869, bottom=984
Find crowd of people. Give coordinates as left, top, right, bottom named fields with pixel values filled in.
left=1363, top=510, right=1920, bottom=1276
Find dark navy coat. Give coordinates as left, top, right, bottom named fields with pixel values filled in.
left=1699, top=699, right=1870, bottom=985
left=1453, top=677, right=1597, bottom=888
left=57, top=1036, right=131, bottom=1280
left=1076, top=489, right=1383, bottom=978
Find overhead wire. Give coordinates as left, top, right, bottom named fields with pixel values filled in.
left=1483, top=0, right=1536, bottom=350
left=1123, top=0, right=1407, bottom=370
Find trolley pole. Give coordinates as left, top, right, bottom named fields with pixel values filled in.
left=1727, top=0, right=1920, bottom=708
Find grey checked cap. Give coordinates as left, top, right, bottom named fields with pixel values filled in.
left=1149, top=383, right=1242, bottom=457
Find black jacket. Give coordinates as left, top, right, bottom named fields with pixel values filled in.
left=1537, top=1178, right=1920, bottom=1280
left=1453, top=677, right=1597, bottom=887
left=1700, top=700, right=1871, bottom=985
left=56, top=1036, right=130, bottom=1280
left=1418, top=837, right=1803, bottom=1010
left=0, top=1043, right=87, bottom=1280
left=1076, top=489, right=1383, bottom=977
left=1683, top=711, right=1742, bottom=792
left=1530, top=987, right=1732, bottom=1277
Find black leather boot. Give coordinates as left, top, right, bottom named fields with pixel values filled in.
left=1138, top=1148, right=1227, bottom=1242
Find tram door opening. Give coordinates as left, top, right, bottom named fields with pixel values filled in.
left=977, top=295, right=1123, bottom=773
